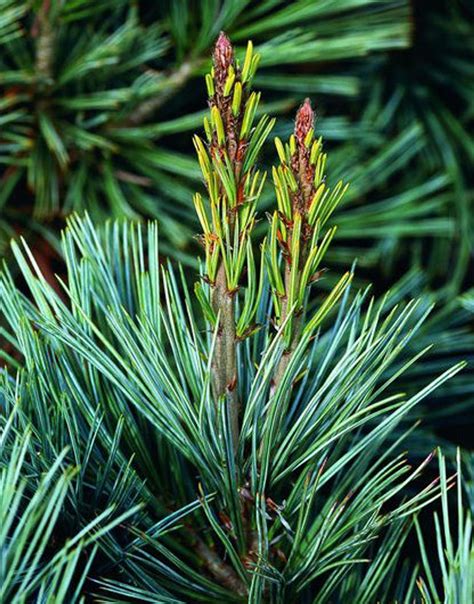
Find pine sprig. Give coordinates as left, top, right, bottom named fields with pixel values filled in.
left=266, top=99, right=350, bottom=386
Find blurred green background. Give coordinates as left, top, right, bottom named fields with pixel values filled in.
left=1, top=0, right=473, bottom=447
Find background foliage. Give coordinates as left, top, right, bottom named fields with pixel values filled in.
left=0, top=0, right=469, bottom=272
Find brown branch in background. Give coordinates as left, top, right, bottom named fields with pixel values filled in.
left=125, top=59, right=200, bottom=127
left=114, top=169, right=153, bottom=187
left=33, top=0, right=55, bottom=82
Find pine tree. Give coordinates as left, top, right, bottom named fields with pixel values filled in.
left=1, top=32, right=472, bottom=603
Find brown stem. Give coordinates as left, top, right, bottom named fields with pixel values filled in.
left=195, top=537, right=247, bottom=597
left=34, top=1, right=55, bottom=82
left=127, top=517, right=248, bottom=596
left=212, top=263, right=240, bottom=454
left=272, top=242, right=306, bottom=393
left=272, top=265, right=296, bottom=392
left=125, top=60, right=200, bottom=126
left=272, top=318, right=303, bottom=394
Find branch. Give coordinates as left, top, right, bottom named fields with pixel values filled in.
left=272, top=265, right=303, bottom=392
left=194, top=536, right=247, bottom=597
left=34, top=0, right=55, bottom=83
left=125, top=59, right=200, bottom=126
left=212, top=263, right=239, bottom=453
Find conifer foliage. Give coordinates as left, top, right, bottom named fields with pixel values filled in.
left=0, top=0, right=420, bottom=263
left=0, top=31, right=472, bottom=604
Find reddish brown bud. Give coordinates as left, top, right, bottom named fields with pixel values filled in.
left=218, top=511, right=233, bottom=532
left=294, top=98, right=314, bottom=145
left=275, top=548, right=287, bottom=563
left=213, top=32, right=234, bottom=92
